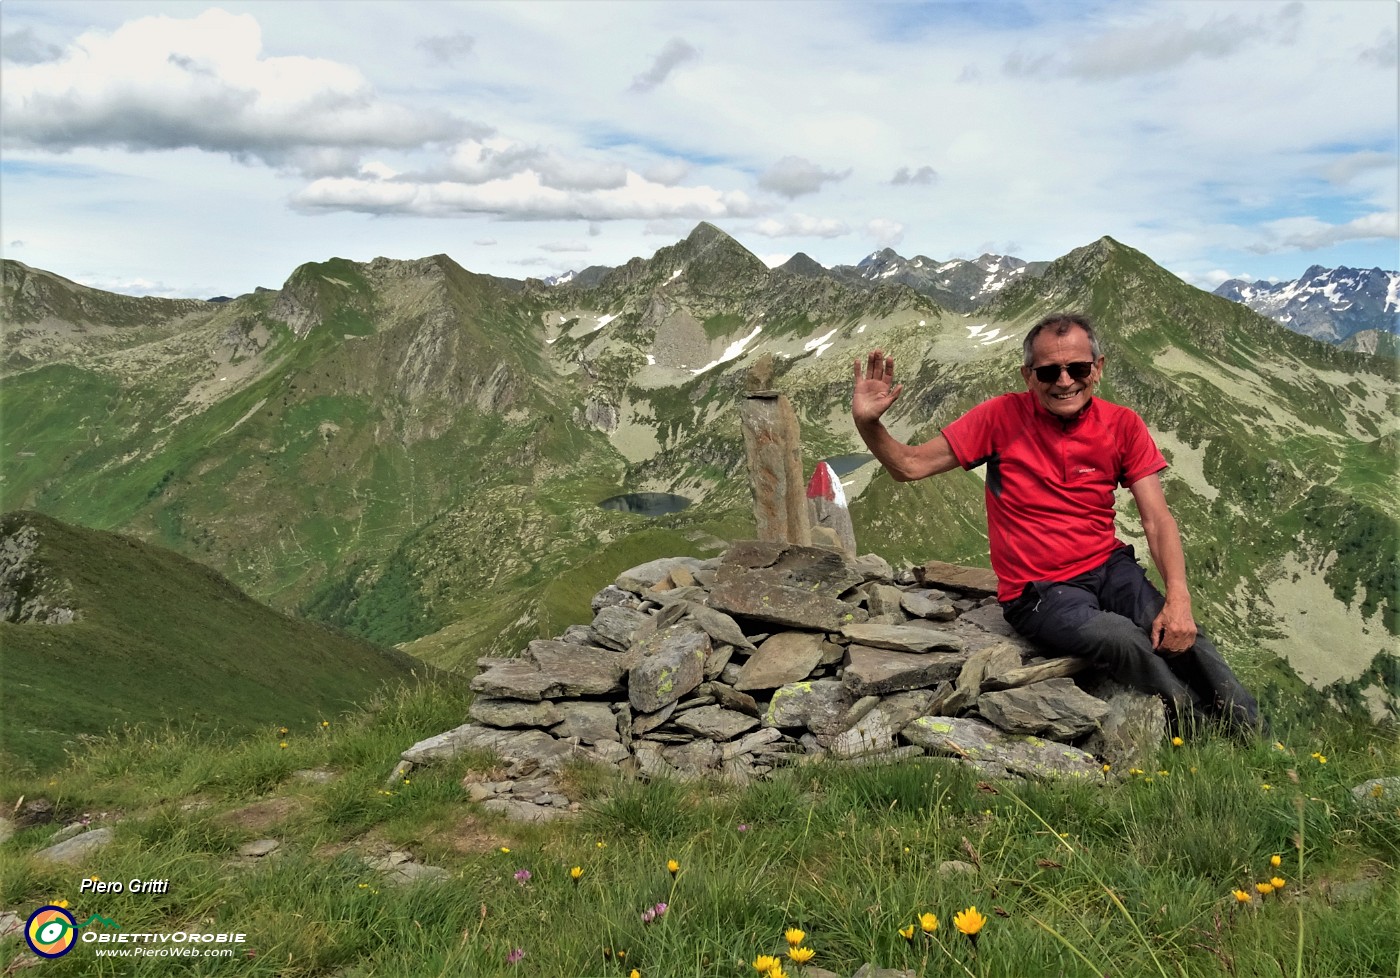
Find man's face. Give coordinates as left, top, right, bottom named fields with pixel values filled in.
left=1020, top=325, right=1104, bottom=419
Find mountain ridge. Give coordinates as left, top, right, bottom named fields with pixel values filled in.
left=3, top=224, right=1395, bottom=717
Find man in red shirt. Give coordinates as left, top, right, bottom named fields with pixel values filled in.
left=852, top=313, right=1259, bottom=734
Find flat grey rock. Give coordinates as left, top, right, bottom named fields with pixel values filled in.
left=838, top=623, right=964, bottom=653
left=764, top=679, right=854, bottom=734
left=551, top=702, right=622, bottom=744
left=469, top=697, right=564, bottom=728
left=843, top=644, right=968, bottom=696
left=36, top=827, right=115, bottom=864
left=735, top=631, right=825, bottom=691
left=978, top=678, right=1110, bottom=739
left=672, top=704, right=760, bottom=741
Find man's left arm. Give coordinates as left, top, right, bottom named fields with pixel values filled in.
left=1128, top=473, right=1197, bottom=654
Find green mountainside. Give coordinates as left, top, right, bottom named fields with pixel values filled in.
left=2, top=227, right=1396, bottom=716
left=0, top=511, right=426, bottom=771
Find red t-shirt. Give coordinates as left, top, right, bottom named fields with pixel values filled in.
left=942, top=392, right=1167, bottom=601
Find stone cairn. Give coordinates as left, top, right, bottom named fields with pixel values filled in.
left=398, top=540, right=1167, bottom=822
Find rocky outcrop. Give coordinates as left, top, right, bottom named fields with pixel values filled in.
left=401, top=541, right=1167, bottom=816
left=0, top=518, right=77, bottom=624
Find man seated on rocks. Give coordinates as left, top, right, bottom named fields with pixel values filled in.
left=851, top=312, right=1261, bottom=736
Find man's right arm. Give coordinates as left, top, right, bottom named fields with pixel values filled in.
left=852, top=350, right=961, bottom=482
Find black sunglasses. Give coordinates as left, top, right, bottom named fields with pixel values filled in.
left=1030, top=361, right=1095, bottom=384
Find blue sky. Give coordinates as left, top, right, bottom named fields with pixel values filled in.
left=1, top=0, right=1395, bottom=298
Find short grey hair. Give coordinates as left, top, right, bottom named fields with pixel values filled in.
left=1022, top=313, right=1102, bottom=367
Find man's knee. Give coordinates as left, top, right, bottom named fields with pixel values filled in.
left=1075, top=611, right=1153, bottom=668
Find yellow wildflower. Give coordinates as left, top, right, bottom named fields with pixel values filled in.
left=1256, top=882, right=1275, bottom=896
left=787, top=946, right=815, bottom=964
left=1232, top=889, right=1252, bottom=903
left=630, top=971, right=640, bottom=978
left=279, top=741, right=288, bottom=749
left=596, top=840, right=608, bottom=849
left=1260, top=783, right=1272, bottom=791
left=919, top=912, right=938, bottom=933
left=1270, top=854, right=1282, bottom=868
left=898, top=924, right=916, bottom=941
left=499, top=847, right=510, bottom=854
left=1171, top=736, right=1184, bottom=746
left=321, top=720, right=329, bottom=727
left=570, top=865, right=583, bottom=881
left=1102, top=763, right=1111, bottom=773
left=784, top=928, right=805, bottom=946
left=667, top=859, right=680, bottom=876
left=767, top=967, right=789, bottom=978
left=55, top=899, right=69, bottom=908
left=752, top=954, right=780, bottom=972
left=1271, top=877, right=1286, bottom=889
left=953, top=906, right=987, bottom=937
left=1311, top=752, right=1327, bottom=764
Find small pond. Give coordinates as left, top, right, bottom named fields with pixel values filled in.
left=598, top=492, right=693, bottom=517
left=821, top=453, right=877, bottom=476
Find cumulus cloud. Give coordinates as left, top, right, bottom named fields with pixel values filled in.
left=417, top=31, right=474, bottom=65
left=1, top=9, right=476, bottom=172
left=643, top=158, right=692, bottom=186
left=630, top=38, right=699, bottom=93
left=1247, top=211, right=1399, bottom=253
left=749, top=214, right=849, bottom=238
left=1, top=27, right=62, bottom=65
left=757, top=156, right=851, bottom=199
left=440, top=140, right=629, bottom=190
left=291, top=170, right=769, bottom=223
left=891, top=165, right=938, bottom=186
left=867, top=219, right=905, bottom=248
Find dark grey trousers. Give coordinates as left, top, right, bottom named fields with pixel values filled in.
left=1001, top=546, right=1260, bottom=732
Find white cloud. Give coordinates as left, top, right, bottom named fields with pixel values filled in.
left=292, top=170, right=769, bottom=223
left=1248, top=212, right=1400, bottom=253
left=749, top=215, right=849, bottom=238
left=867, top=219, right=905, bottom=248
left=757, top=156, right=851, bottom=199
left=1, top=9, right=475, bottom=172
left=540, top=240, right=590, bottom=253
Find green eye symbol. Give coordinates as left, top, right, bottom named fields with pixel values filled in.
left=38, top=918, right=73, bottom=943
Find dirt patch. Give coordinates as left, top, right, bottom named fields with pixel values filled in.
left=437, top=813, right=514, bottom=855
left=219, top=796, right=305, bottom=834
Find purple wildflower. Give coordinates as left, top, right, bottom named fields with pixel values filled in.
left=506, top=948, right=525, bottom=965
left=653, top=902, right=668, bottom=917
left=737, top=823, right=749, bottom=833
left=641, top=909, right=656, bottom=924
left=513, top=869, right=531, bottom=885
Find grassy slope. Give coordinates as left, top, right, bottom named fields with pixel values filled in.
left=0, top=682, right=1394, bottom=977
left=0, top=512, right=426, bottom=773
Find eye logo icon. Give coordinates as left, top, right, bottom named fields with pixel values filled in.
left=26, top=906, right=78, bottom=958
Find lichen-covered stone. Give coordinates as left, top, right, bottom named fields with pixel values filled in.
left=902, top=716, right=1101, bottom=781
left=763, top=679, right=854, bottom=733
left=628, top=624, right=710, bottom=713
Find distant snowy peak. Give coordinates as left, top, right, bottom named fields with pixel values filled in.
left=838, top=249, right=1047, bottom=312
left=1213, top=265, right=1400, bottom=344
left=542, top=269, right=577, bottom=287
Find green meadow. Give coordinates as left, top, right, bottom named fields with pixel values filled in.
left=2, top=680, right=1395, bottom=977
